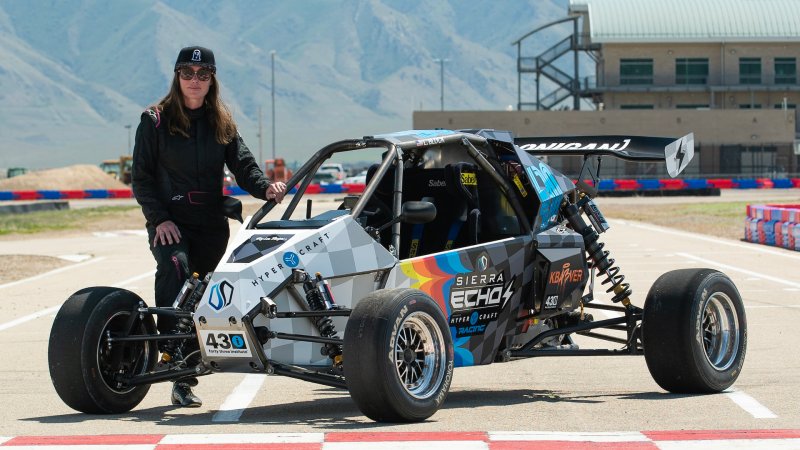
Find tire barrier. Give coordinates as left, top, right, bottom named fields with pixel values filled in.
left=3, top=177, right=800, bottom=201
left=745, top=204, right=800, bottom=251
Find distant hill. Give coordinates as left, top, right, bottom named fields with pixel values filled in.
left=0, top=0, right=568, bottom=169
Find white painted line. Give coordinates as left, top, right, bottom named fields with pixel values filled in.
left=112, top=270, right=155, bottom=288
left=676, top=252, right=800, bottom=289
left=159, top=433, right=324, bottom=444
left=490, top=431, right=649, bottom=442
left=616, top=220, right=800, bottom=261
left=725, top=388, right=778, bottom=419
left=0, top=256, right=107, bottom=290
left=746, top=305, right=800, bottom=309
left=0, top=305, right=61, bottom=332
left=57, top=254, right=92, bottom=262
left=324, top=443, right=488, bottom=450
left=0, top=269, right=155, bottom=332
left=656, top=439, right=800, bottom=450
left=212, top=374, right=267, bottom=422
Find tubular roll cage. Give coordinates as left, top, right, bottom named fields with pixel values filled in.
left=106, top=132, right=645, bottom=389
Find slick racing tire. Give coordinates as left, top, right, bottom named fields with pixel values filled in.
left=643, top=269, right=747, bottom=393
left=48, top=287, right=158, bottom=413
left=344, top=288, right=453, bottom=422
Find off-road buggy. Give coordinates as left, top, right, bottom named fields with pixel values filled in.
left=48, top=129, right=747, bottom=422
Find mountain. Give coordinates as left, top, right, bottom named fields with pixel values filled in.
left=0, top=0, right=568, bottom=169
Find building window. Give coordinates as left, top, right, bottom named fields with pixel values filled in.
left=620, top=59, right=653, bottom=85
left=739, top=104, right=762, bottom=109
left=739, top=57, right=761, bottom=84
left=676, top=104, right=709, bottom=109
left=676, top=58, right=708, bottom=84
left=774, top=103, right=796, bottom=109
left=620, top=104, right=654, bottom=109
left=775, top=57, right=797, bottom=84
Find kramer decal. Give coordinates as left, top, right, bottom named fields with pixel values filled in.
left=448, top=255, right=515, bottom=338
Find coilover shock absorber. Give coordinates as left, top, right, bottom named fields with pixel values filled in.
left=161, top=272, right=210, bottom=363
left=302, top=272, right=341, bottom=359
left=563, top=196, right=633, bottom=305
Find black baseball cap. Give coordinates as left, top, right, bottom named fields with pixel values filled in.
left=174, top=46, right=216, bottom=72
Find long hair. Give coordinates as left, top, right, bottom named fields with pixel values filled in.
left=156, top=72, right=237, bottom=144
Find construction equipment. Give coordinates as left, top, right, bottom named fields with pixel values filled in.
left=100, top=156, right=133, bottom=184
left=264, top=158, right=293, bottom=183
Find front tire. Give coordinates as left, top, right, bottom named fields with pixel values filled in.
left=344, top=288, right=453, bottom=422
left=643, top=269, right=747, bottom=393
left=48, top=287, right=158, bottom=413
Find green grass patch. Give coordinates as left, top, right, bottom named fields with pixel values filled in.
left=0, top=206, right=140, bottom=235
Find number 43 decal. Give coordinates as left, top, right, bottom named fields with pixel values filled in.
left=201, top=330, right=251, bottom=357
left=206, top=332, right=247, bottom=349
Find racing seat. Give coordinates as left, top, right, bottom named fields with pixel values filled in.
left=397, top=163, right=480, bottom=258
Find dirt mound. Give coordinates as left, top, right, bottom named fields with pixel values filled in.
left=0, top=165, right=129, bottom=191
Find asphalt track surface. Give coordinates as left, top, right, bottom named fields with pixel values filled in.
left=0, top=192, right=799, bottom=441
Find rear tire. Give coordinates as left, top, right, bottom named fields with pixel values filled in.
left=344, top=288, right=453, bottom=422
left=643, top=269, right=747, bottom=393
left=48, top=287, right=158, bottom=413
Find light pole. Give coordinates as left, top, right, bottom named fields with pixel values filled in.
left=270, top=50, right=276, bottom=160
left=258, top=105, right=263, bottom=166
left=124, top=124, right=132, bottom=155
left=434, top=58, right=449, bottom=111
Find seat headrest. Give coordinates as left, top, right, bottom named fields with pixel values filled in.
left=444, top=162, right=479, bottom=204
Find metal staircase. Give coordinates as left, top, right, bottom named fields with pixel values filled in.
left=513, top=16, right=600, bottom=110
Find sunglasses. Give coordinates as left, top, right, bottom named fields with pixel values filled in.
left=177, top=67, right=213, bottom=81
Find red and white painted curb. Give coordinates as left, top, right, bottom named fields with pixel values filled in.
left=1, top=430, right=799, bottom=449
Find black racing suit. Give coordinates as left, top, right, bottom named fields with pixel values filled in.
left=132, top=105, right=269, bottom=335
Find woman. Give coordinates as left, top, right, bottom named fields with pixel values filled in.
left=132, top=46, right=286, bottom=407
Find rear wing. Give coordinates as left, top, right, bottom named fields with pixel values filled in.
left=515, top=133, right=694, bottom=177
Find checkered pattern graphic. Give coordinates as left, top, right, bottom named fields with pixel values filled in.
left=196, top=216, right=397, bottom=366
left=3, top=430, right=798, bottom=448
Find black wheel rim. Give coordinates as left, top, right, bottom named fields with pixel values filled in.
left=96, top=311, right=152, bottom=393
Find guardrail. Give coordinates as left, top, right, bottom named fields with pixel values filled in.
left=1, top=178, right=799, bottom=201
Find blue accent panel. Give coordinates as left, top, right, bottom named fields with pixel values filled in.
left=37, top=190, right=63, bottom=199
left=735, top=179, right=758, bottom=189
left=451, top=333, right=474, bottom=367
left=0, top=192, right=12, bottom=200
left=637, top=179, right=661, bottom=190
left=597, top=179, right=616, bottom=190
left=84, top=189, right=109, bottom=198
left=686, top=179, right=709, bottom=189
left=438, top=252, right=470, bottom=274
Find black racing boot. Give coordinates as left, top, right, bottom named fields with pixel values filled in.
left=171, top=377, right=202, bottom=408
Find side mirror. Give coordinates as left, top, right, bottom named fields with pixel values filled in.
left=402, top=201, right=436, bottom=224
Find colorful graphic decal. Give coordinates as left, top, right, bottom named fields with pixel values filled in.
left=399, top=251, right=516, bottom=367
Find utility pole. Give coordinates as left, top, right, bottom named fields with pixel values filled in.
left=434, top=58, right=449, bottom=111
left=271, top=50, right=276, bottom=160
left=258, top=105, right=263, bottom=167
left=125, top=124, right=132, bottom=155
